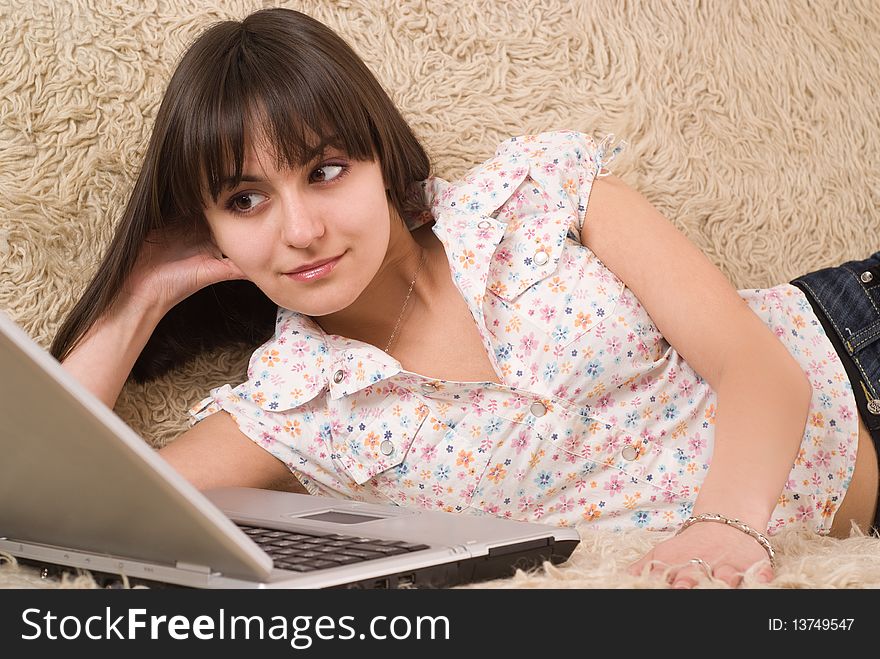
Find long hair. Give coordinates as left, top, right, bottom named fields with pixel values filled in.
left=50, top=8, right=431, bottom=382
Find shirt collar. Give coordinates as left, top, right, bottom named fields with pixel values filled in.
left=247, top=310, right=405, bottom=411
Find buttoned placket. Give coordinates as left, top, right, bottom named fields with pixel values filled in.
left=431, top=212, right=509, bottom=385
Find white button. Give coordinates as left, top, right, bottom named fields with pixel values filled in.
left=333, top=370, right=345, bottom=384
left=478, top=220, right=492, bottom=229
left=621, top=446, right=638, bottom=461
left=530, top=401, right=546, bottom=417
left=861, top=271, right=874, bottom=283
left=380, top=440, right=395, bottom=456
left=868, top=399, right=880, bottom=415
left=421, top=382, right=438, bottom=393
left=533, top=250, right=549, bottom=266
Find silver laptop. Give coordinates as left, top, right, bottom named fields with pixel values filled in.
left=0, top=311, right=579, bottom=589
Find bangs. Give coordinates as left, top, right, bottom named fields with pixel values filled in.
left=162, top=21, right=378, bottom=218
left=202, top=52, right=377, bottom=201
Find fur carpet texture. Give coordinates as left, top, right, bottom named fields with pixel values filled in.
left=1, top=0, right=878, bottom=588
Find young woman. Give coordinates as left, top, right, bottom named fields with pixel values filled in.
left=52, top=7, right=880, bottom=589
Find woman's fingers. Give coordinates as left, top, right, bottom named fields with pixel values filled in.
left=754, top=562, right=774, bottom=584
left=629, top=558, right=710, bottom=588
left=218, top=256, right=248, bottom=281
left=664, top=560, right=718, bottom=589
left=190, top=253, right=248, bottom=291
left=705, top=563, right=742, bottom=588
left=629, top=552, right=766, bottom=589
left=626, top=553, right=653, bottom=577
left=670, top=567, right=701, bottom=589
left=126, top=242, right=250, bottom=313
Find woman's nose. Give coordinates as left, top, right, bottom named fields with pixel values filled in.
left=279, top=201, right=325, bottom=248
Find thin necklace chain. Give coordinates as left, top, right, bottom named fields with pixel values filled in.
left=384, top=248, right=427, bottom=353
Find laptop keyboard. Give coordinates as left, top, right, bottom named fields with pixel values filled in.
left=237, top=524, right=431, bottom=573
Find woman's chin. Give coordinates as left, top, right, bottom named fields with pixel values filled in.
left=269, top=291, right=361, bottom=318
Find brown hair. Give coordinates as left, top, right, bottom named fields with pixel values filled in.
left=50, top=8, right=431, bottom=381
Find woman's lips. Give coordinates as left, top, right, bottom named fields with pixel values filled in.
left=284, top=254, right=343, bottom=282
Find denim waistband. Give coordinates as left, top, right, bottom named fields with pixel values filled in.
left=790, top=250, right=880, bottom=534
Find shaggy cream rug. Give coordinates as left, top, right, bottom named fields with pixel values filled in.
left=1, top=0, right=878, bottom=588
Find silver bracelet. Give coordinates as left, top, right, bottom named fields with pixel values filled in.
left=677, top=513, right=776, bottom=566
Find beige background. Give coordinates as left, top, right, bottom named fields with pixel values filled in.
left=1, top=0, right=878, bottom=587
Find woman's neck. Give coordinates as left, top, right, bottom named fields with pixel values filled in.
left=313, top=224, right=442, bottom=351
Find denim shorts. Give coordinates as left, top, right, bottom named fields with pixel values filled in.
left=790, top=249, right=880, bottom=534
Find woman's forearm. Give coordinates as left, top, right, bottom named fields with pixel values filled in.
left=691, top=344, right=813, bottom=531
left=60, top=299, right=165, bottom=409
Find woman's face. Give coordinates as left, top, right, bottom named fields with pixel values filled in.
left=202, top=138, right=393, bottom=316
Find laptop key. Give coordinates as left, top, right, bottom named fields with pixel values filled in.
left=275, top=555, right=313, bottom=565
left=371, top=539, right=410, bottom=547
left=397, top=543, right=430, bottom=552
left=310, top=544, right=347, bottom=554
left=329, top=555, right=365, bottom=566
left=274, top=563, right=314, bottom=572
left=336, top=548, right=385, bottom=559
left=349, top=544, right=408, bottom=555
left=304, top=559, right=343, bottom=569
left=294, top=550, right=324, bottom=559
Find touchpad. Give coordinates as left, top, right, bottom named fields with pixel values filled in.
left=293, top=510, right=388, bottom=525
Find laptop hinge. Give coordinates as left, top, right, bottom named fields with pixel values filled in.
left=174, top=560, right=212, bottom=574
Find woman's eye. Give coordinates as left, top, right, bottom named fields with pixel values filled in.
left=229, top=192, right=266, bottom=213
left=310, top=164, right=345, bottom=184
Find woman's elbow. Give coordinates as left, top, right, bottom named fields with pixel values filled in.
left=779, top=353, right=814, bottom=418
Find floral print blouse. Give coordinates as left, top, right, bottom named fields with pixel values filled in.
left=190, top=130, right=860, bottom=535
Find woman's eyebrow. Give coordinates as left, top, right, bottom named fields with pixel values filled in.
left=302, top=135, right=342, bottom=161
left=219, top=138, right=343, bottom=189
left=220, top=174, right=267, bottom=189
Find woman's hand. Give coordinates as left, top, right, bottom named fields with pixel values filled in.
left=124, top=225, right=247, bottom=315
left=59, top=225, right=248, bottom=408
left=627, top=521, right=774, bottom=588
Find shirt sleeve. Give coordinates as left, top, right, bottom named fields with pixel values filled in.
left=510, top=130, right=627, bottom=238
left=187, top=381, right=289, bottom=454
left=581, top=132, right=628, bottom=229
left=188, top=381, right=331, bottom=495
left=187, top=356, right=311, bottom=471
left=188, top=382, right=255, bottom=427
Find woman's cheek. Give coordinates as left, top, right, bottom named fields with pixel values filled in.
left=216, top=226, right=270, bottom=272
